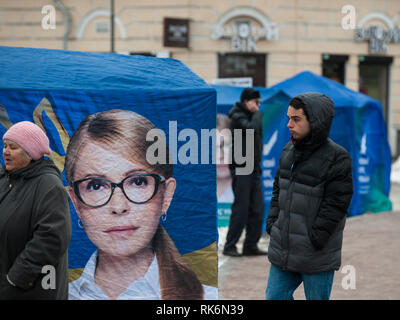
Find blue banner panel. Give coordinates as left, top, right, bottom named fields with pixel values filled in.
left=0, top=46, right=218, bottom=300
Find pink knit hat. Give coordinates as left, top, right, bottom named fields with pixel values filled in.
left=3, top=121, right=51, bottom=160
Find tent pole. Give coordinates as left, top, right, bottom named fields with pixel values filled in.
left=110, top=0, right=115, bottom=53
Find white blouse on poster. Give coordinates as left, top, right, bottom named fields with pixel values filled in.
left=69, top=251, right=218, bottom=300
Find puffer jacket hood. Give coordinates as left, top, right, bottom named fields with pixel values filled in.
left=293, top=92, right=334, bottom=149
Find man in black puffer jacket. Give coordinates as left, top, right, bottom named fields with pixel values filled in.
left=223, top=88, right=266, bottom=257
left=265, top=92, right=353, bottom=300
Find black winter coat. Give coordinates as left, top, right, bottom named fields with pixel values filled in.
left=0, top=158, right=71, bottom=299
left=266, top=92, right=353, bottom=273
left=228, top=102, right=263, bottom=175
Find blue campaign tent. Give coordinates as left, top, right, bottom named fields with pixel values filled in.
left=0, top=46, right=217, bottom=288
left=213, top=71, right=392, bottom=220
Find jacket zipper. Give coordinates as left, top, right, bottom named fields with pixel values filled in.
left=7, top=174, right=12, bottom=189
left=283, top=161, right=296, bottom=270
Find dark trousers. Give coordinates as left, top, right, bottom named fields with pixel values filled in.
left=224, top=171, right=264, bottom=251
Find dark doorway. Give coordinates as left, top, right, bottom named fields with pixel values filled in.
left=322, top=54, right=348, bottom=84
left=359, top=56, right=392, bottom=125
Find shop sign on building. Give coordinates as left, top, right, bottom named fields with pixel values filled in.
left=354, top=13, right=400, bottom=54
left=211, top=7, right=278, bottom=52
left=355, top=25, right=400, bottom=53
left=212, top=77, right=253, bottom=87
left=163, top=18, right=190, bottom=48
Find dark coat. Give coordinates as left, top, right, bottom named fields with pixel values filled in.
left=0, top=158, right=71, bottom=300
left=228, top=102, right=263, bottom=175
left=266, top=92, right=353, bottom=273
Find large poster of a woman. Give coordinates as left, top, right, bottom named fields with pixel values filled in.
left=0, top=46, right=218, bottom=300
left=66, top=110, right=216, bottom=299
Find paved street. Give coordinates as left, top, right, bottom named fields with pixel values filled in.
left=218, top=183, right=400, bottom=300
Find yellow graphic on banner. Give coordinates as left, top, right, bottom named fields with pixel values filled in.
left=0, top=103, right=13, bottom=130
left=182, top=241, right=217, bottom=287
left=33, top=97, right=70, bottom=172
left=0, top=98, right=70, bottom=172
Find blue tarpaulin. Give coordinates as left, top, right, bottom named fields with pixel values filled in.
left=0, top=46, right=218, bottom=291
left=213, top=71, right=392, bottom=221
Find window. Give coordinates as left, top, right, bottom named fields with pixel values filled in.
left=359, top=56, right=392, bottom=125
left=322, top=54, right=348, bottom=84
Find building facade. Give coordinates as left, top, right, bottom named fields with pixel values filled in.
left=1, top=0, right=400, bottom=156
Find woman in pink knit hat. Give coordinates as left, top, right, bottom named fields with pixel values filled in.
left=0, top=121, right=71, bottom=300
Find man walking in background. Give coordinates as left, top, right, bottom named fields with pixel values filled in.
left=265, top=92, right=353, bottom=300
left=223, top=88, right=267, bottom=257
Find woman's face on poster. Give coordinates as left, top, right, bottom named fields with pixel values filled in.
left=68, top=141, right=176, bottom=257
